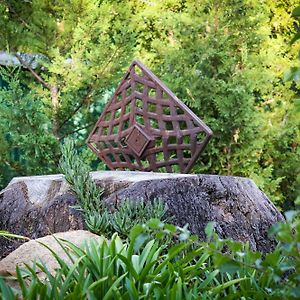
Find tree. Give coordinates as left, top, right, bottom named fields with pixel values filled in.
left=131, top=0, right=300, bottom=208
left=0, top=0, right=135, bottom=187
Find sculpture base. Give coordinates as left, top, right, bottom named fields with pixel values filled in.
left=0, top=171, right=283, bottom=257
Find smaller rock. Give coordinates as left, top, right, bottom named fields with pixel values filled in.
left=0, top=230, right=104, bottom=278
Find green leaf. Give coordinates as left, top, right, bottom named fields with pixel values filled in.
left=103, top=272, right=128, bottom=300
left=284, top=210, right=298, bottom=222
left=291, top=31, right=300, bottom=45
left=147, top=218, right=164, bottom=229
left=204, top=222, right=215, bottom=239
left=88, top=276, right=109, bottom=290
left=0, top=279, right=15, bottom=300
left=210, top=277, right=247, bottom=294
left=199, top=270, right=220, bottom=289
left=117, top=255, right=139, bottom=280
left=219, top=261, right=241, bottom=274
left=0, top=231, right=29, bottom=240
left=292, top=6, right=300, bottom=17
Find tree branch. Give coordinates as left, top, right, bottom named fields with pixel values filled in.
left=59, top=122, right=94, bottom=140
left=59, top=86, right=94, bottom=129
left=15, top=53, right=50, bottom=89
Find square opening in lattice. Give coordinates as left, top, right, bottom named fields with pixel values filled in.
left=128, top=153, right=136, bottom=162
left=112, top=124, right=119, bottom=134
left=134, top=65, right=143, bottom=76
left=169, top=150, right=177, bottom=159
left=99, top=141, right=107, bottom=149
left=104, top=111, right=112, bottom=121
left=183, top=150, right=192, bottom=158
left=114, top=108, right=122, bottom=119
left=116, top=93, right=122, bottom=102
left=197, top=131, right=206, bottom=143
left=168, top=136, right=177, bottom=144
left=126, top=86, right=132, bottom=97
left=148, top=103, right=156, bottom=113
left=135, top=114, right=145, bottom=125
left=165, top=121, right=173, bottom=131
left=122, top=119, right=130, bottom=130
left=192, top=120, right=199, bottom=127
left=140, top=158, right=150, bottom=168
left=183, top=135, right=190, bottom=145
left=162, top=106, right=171, bottom=115
left=119, top=153, right=127, bottom=162
left=159, top=166, right=167, bottom=173
left=120, top=137, right=127, bottom=148
left=155, top=137, right=163, bottom=148
left=171, top=164, right=180, bottom=173
left=107, top=153, right=116, bottom=163
left=102, top=127, right=109, bottom=135
left=155, top=152, right=164, bottom=162
left=150, top=118, right=159, bottom=129
left=135, top=98, right=143, bottom=109
left=176, top=106, right=184, bottom=115
left=136, top=82, right=144, bottom=93
left=148, top=88, right=156, bottom=98
left=125, top=103, right=131, bottom=114
left=110, top=140, right=118, bottom=148
left=179, top=121, right=188, bottom=130
left=162, top=91, right=169, bottom=99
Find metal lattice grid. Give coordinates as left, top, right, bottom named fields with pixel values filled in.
left=86, top=60, right=213, bottom=173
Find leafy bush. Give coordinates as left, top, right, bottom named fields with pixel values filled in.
left=1, top=211, right=300, bottom=299
left=0, top=68, right=59, bottom=189
left=0, top=221, right=245, bottom=299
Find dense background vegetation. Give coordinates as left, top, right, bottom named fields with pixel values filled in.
left=0, top=0, right=299, bottom=211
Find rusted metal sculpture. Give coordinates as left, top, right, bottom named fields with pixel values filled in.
left=86, top=60, right=213, bottom=173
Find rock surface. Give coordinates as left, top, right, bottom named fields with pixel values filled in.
left=0, top=230, right=103, bottom=280
left=0, top=171, right=284, bottom=257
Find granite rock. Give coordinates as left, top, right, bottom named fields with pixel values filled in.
left=0, top=171, right=284, bottom=257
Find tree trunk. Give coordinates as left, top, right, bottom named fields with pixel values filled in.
left=50, top=85, right=60, bottom=139
left=0, top=171, right=284, bottom=258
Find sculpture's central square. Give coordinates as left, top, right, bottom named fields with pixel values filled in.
left=126, top=125, right=151, bottom=157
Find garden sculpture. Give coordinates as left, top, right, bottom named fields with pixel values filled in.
left=86, top=60, right=213, bottom=173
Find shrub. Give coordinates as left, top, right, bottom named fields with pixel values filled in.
left=1, top=211, right=300, bottom=299
left=60, top=139, right=169, bottom=236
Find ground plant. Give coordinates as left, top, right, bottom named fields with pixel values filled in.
left=60, top=138, right=169, bottom=237
left=0, top=212, right=299, bottom=299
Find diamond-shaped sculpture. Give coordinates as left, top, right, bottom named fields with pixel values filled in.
left=86, top=60, right=213, bottom=173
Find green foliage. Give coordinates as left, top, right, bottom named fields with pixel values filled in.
left=131, top=0, right=300, bottom=209
left=0, top=68, right=59, bottom=189
left=0, top=0, right=135, bottom=188
left=59, top=139, right=168, bottom=236
left=110, top=199, right=169, bottom=237
left=0, top=0, right=299, bottom=210
left=1, top=212, right=300, bottom=299
left=60, top=138, right=104, bottom=213
left=205, top=210, right=300, bottom=299
left=0, top=231, right=28, bottom=240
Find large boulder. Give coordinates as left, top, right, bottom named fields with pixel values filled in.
left=0, top=230, right=103, bottom=278
left=0, top=171, right=284, bottom=257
